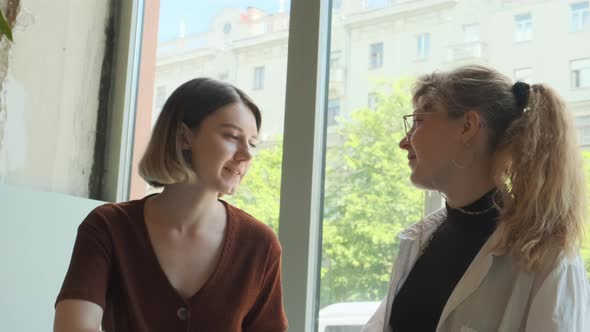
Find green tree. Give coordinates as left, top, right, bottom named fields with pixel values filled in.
left=320, top=79, right=422, bottom=307
left=229, top=140, right=283, bottom=232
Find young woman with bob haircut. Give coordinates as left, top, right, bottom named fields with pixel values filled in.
left=54, top=78, right=288, bottom=332
left=363, top=65, right=590, bottom=332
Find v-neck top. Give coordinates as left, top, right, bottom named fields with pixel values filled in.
left=56, top=196, right=288, bottom=332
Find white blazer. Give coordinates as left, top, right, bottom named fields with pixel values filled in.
left=362, top=209, right=590, bottom=332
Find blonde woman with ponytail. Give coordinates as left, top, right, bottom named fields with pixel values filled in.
left=363, top=65, right=590, bottom=332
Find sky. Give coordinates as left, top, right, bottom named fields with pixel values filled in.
left=157, top=0, right=291, bottom=42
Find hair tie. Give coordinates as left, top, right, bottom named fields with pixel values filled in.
left=512, top=81, right=530, bottom=112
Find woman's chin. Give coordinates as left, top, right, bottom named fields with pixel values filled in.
left=409, top=172, right=435, bottom=190
left=220, top=185, right=239, bottom=196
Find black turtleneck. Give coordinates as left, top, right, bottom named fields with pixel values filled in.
left=389, top=190, right=499, bottom=332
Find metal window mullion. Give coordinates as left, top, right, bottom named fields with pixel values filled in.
left=116, top=0, right=144, bottom=202
left=103, top=0, right=144, bottom=202
left=278, top=0, right=331, bottom=331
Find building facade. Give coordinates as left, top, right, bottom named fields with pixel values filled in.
left=153, top=0, right=590, bottom=145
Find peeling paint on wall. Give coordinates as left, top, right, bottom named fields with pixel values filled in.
left=0, top=76, right=25, bottom=178
left=0, top=0, right=21, bottom=180
left=0, top=0, right=111, bottom=197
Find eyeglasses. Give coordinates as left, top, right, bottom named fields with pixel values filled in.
left=402, top=111, right=446, bottom=140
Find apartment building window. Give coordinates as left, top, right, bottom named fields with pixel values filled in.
left=369, top=42, right=383, bottom=69
left=514, top=13, right=533, bottom=42
left=330, top=50, right=342, bottom=68
left=327, top=99, right=340, bottom=126
left=218, top=72, right=229, bottom=81
left=581, top=127, right=590, bottom=145
left=571, top=58, right=590, bottom=88
left=571, top=2, right=589, bottom=32
left=463, top=24, right=480, bottom=42
left=253, top=66, right=265, bottom=90
left=514, top=67, right=532, bottom=83
left=416, top=33, right=431, bottom=59
left=368, top=93, right=379, bottom=110
left=576, top=116, right=590, bottom=145
left=155, top=85, right=167, bottom=110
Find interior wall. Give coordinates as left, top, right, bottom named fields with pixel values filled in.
left=0, top=0, right=112, bottom=198
left=0, top=184, right=103, bottom=330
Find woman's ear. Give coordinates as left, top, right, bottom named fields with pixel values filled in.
left=180, top=123, right=194, bottom=150
left=461, top=110, right=482, bottom=146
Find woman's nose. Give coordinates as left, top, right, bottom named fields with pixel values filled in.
left=399, top=134, right=410, bottom=150
left=235, top=144, right=253, bottom=161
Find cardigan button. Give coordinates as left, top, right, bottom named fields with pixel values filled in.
left=177, top=307, right=189, bottom=321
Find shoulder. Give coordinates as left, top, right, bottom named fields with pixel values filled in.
left=529, top=249, right=590, bottom=305
left=544, top=253, right=589, bottom=287
left=224, top=201, right=282, bottom=255
left=526, top=252, right=590, bottom=330
left=78, top=198, right=145, bottom=235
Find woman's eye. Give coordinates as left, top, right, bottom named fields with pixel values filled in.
left=225, top=133, right=239, bottom=139
left=249, top=143, right=257, bottom=149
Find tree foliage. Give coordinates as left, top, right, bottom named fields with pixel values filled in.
left=320, top=79, right=422, bottom=306
left=229, top=140, right=283, bottom=233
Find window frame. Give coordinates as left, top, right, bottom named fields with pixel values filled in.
left=571, top=58, right=590, bottom=89
left=103, top=0, right=146, bottom=202
left=416, top=32, right=431, bottom=59
left=278, top=0, right=332, bottom=331
left=514, top=12, right=533, bottom=42
left=254, top=65, right=266, bottom=90
left=327, top=98, right=340, bottom=126
left=369, top=42, right=384, bottom=69
left=571, top=1, right=589, bottom=32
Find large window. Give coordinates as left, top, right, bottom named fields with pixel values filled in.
left=9, top=1, right=590, bottom=331
left=317, top=1, right=590, bottom=330
left=127, top=1, right=590, bottom=331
